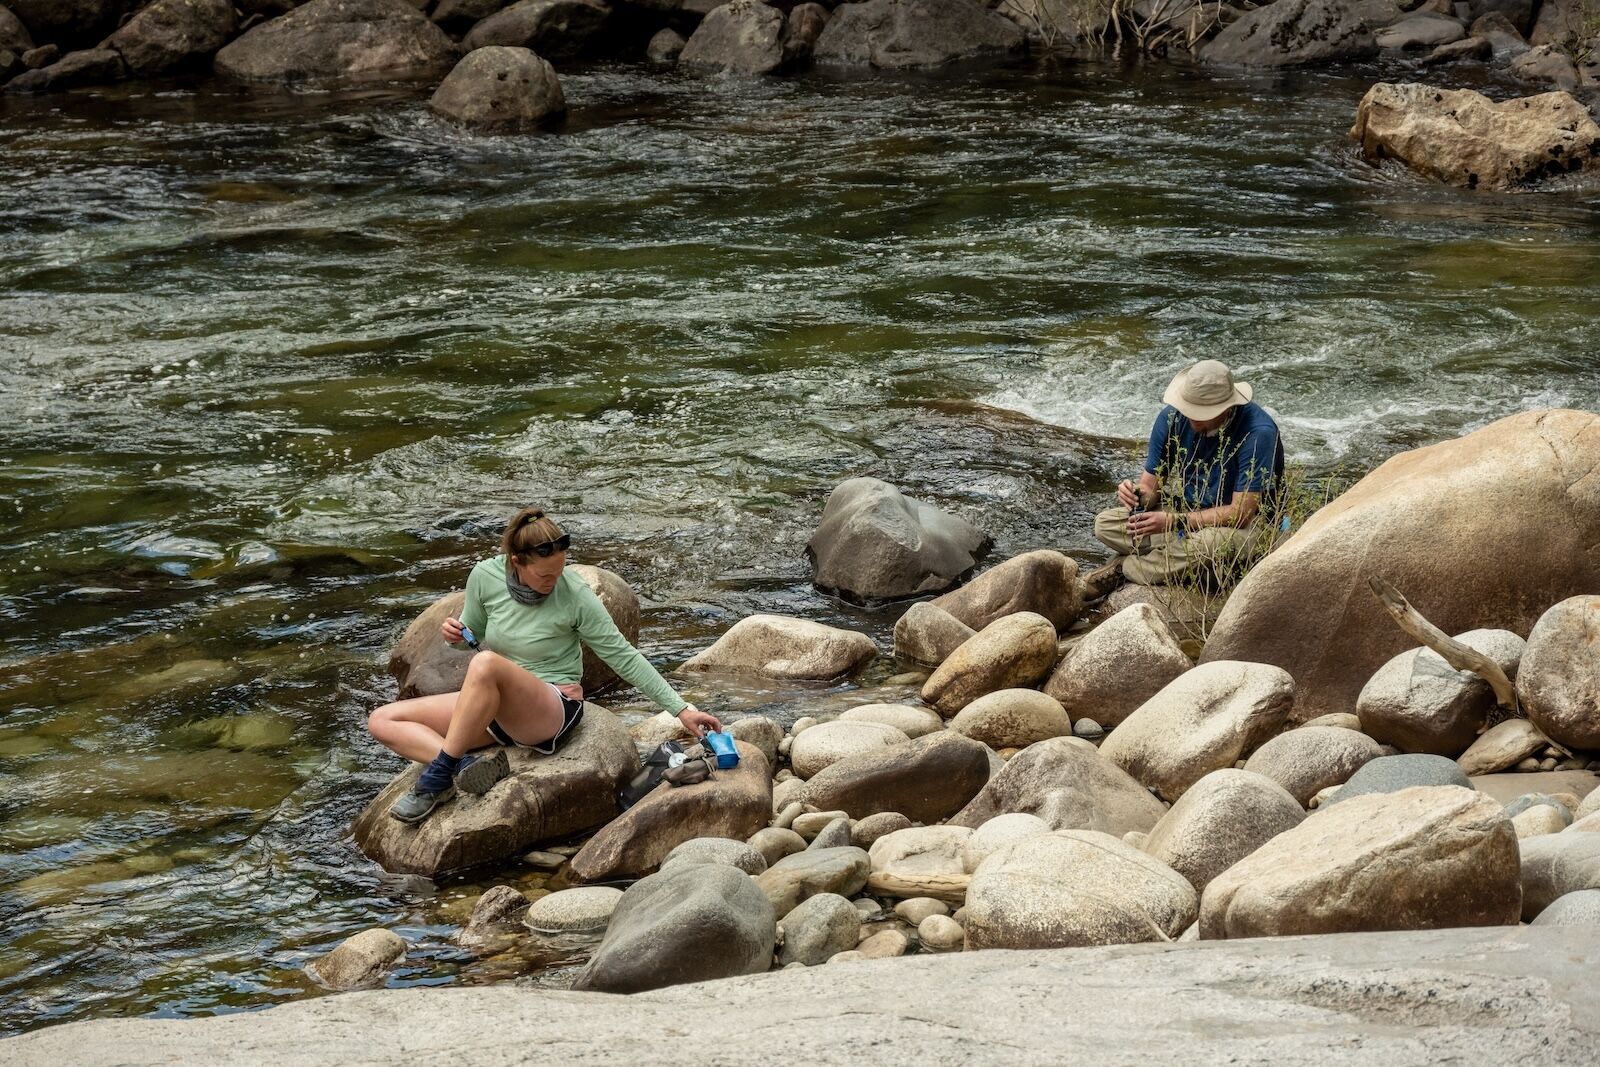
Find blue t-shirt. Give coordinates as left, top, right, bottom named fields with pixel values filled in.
left=1143, top=402, right=1284, bottom=511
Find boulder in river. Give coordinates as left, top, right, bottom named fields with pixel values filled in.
left=388, top=563, right=640, bottom=699
left=429, top=47, right=566, bottom=133
left=352, top=704, right=639, bottom=878
left=307, top=928, right=405, bottom=991
left=1350, top=83, right=1600, bottom=190
left=927, top=549, right=1081, bottom=632
left=214, top=0, right=458, bottom=86
left=1141, top=769, right=1305, bottom=893
left=1200, top=785, right=1521, bottom=938
left=1200, top=0, right=1377, bottom=67
left=1099, top=661, right=1295, bottom=802
left=1356, top=629, right=1525, bottom=757
left=1042, top=602, right=1191, bottom=729
left=683, top=614, right=876, bottom=680
left=460, top=0, right=613, bottom=62
left=6, top=0, right=131, bottom=48
left=680, top=0, right=797, bottom=75
left=951, top=736, right=1168, bottom=837
left=567, top=741, right=771, bottom=881
left=1200, top=411, right=1600, bottom=722
left=800, top=729, right=991, bottom=823
left=1507, top=44, right=1581, bottom=91
left=0, top=6, right=32, bottom=56
left=103, top=0, right=234, bottom=77
left=1518, top=595, right=1600, bottom=751
left=920, top=611, right=1058, bottom=716
left=806, top=477, right=988, bottom=604
left=964, top=830, right=1197, bottom=950
left=646, top=27, right=686, bottom=64
left=1375, top=12, right=1466, bottom=51
left=3, top=46, right=122, bottom=91
left=574, top=863, right=775, bottom=993
left=813, top=0, right=1026, bottom=69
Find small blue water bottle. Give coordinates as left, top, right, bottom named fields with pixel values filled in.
left=702, top=730, right=739, bottom=770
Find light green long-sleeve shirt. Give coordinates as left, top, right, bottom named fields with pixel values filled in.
left=457, top=555, right=685, bottom=713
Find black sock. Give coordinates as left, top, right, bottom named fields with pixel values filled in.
left=417, top=751, right=462, bottom=793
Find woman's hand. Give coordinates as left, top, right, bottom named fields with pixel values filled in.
left=1127, top=510, right=1176, bottom=538
left=441, top=617, right=465, bottom=644
left=678, top=704, right=722, bottom=737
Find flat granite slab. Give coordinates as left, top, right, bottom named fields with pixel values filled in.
left=8, top=926, right=1598, bottom=1067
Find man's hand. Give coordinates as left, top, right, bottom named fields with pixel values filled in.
left=1127, top=510, right=1176, bottom=538
left=678, top=704, right=722, bottom=737
left=1116, top=480, right=1143, bottom=510
left=441, top=617, right=465, bottom=644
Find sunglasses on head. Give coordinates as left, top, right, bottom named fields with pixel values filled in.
left=527, top=533, right=571, bottom=557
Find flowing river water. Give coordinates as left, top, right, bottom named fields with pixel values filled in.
left=2, top=56, right=1598, bottom=1036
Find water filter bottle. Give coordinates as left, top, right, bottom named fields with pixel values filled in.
left=460, top=625, right=480, bottom=650
left=702, top=730, right=739, bottom=770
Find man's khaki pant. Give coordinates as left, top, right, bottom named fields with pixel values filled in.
left=1092, top=506, right=1253, bottom=587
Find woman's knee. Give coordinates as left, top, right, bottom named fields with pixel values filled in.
left=368, top=703, right=399, bottom=739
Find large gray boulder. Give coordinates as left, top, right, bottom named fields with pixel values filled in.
left=1201, top=411, right=1600, bottom=722
left=567, top=742, right=771, bottom=881
left=1140, top=769, right=1305, bottom=893
left=352, top=705, right=639, bottom=877
left=214, top=0, right=457, bottom=85
left=807, top=478, right=988, bottom=604
left=1519, top=595, right=1600, bottom=750
left=950, top=736, right=1168, bottom=837
left=800, top=730, right=991, bottom=823
left=1242, top=726, right=1383, bottom=806
left=679, top=0, right=797, bottom=75
left=1099, top=661, right=1295, bottom=802
left=1201, top=0, right=1377, bottom=67
left=386, top=564, right=640, bottom=699
left=1200, top=786, right=1521, bottom=938
left=429, top=47, right=565, bottom=132
left=460, top=0, right=612, bottom=62
left=920, top=611, right=1058, bottom=716
left=964, top=830, right=1196, bottom=950
left=1043, top=602, right=1191, bottom=728
left=927, top=549, right=1080, bottom=632
left=683, top=614, right=876, bottom=680
left=104, top=0, right=234, bottom=76
left=814, top=0, right=1026, bottom=68
left=790, top=720, right=909, bottom=779
left=1356, top=629, right=1525, bottom=756
left=573, top=863, right=775, bottom=992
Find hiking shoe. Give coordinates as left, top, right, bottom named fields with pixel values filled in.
left=1078, top=556, right=1128, bottom=603
left=455, top=748, right=510, bottom=796
left=389, top=783, right=456, bottom=823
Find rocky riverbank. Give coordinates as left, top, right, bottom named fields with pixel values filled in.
left=302, top=407, right=1600, bottom=1000
left=3, top=0, right=1599, bottom=185
left=9, top=926, right=1599, bottom=1065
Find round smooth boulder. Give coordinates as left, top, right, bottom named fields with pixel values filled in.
left=927, top=550, right=1081, bottom=632
left=660, top=836, right=768, bottom=876
left=840, top=703, right=944, bottom=739
left=679, top=0, right=793, bottom=75
left=1099, top=661, right=1296, bottom=802
left=307, top=928, right=405, bottom=991
left=951, top=736, right=1168, bottom=837
left=921, top=612, right=1058, bottom=717
left=777, top=893, right=860, bottom=967
left=892, top=602, right=975, bottom=668
left=215, top=0, right=458, bottom=85
left=1531, top=888, right=1600, bottom=926
left=429, top=47, right=565, bottom=132
left=1200, top=786, right=1521, bottom=938
left=683, top=614, right=877, bottom=680
left=1356, top=629, right=1525, bottom=757
left=105, top=0, right=235, bottom=77
left=1140, top=769, right=1305, bottom=893
left=1519, top=595, right=1600, bottom=750
left=964, top=830, right=1197, bottom=950
left=1323, top=753, right=1471, bottom=806
left=790, top=720, right=909, bottom=780
left=1458, top=719, right=1551, bottom=776
left=807, top=477, right=988, bottom=604
left=574, top=863, right=776, bottom=993
left=800, top=731, right=990, bottom=823
left=1201, top=410, right=1600, bottom=722
left=523, top=886, right=623, bottom=933
left=1043, top=602, right=1192, bottom=728
left=1518, top=832, right=1600, bottom=920
left=960, top=812, right=1050, bottom=873
left=747, top=826, right=806, bottom=867
left=949, top=688, right=1073, bottom=749
left=1242, top=727, right=1384, bottom=806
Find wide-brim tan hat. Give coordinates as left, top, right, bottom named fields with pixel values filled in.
left=1163, top=360, right=1253, bottom=421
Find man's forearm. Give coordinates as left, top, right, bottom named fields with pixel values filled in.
left=1181, top=498, right=1258, bottom=531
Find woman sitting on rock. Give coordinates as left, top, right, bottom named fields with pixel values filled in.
left=369, top=507, right=721, bottom=824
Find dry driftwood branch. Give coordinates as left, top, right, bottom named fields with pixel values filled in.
left=866, top=871, right=970, bottom=903
left=1367, top=576, right=1519, bottom=714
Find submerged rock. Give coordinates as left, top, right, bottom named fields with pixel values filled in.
left=574, top=863, right=775, bottom=993
left=430, top=47, right=566, bottom=132
left=307, top=928, right=405, bottom=990
left=814, top=0, right=1026, bottom=69
left=215, top=0, right=457, bottom=85
left=806, top=477, right=988, bottom=604
left=1351, top=83, right=1600, bottom=190
left=352, top=705, right=639, bottom=878
left=1201, top=411, right=1600, bottom=722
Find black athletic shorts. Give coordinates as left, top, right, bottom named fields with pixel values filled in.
left=487, top=685, right=584, bottom=756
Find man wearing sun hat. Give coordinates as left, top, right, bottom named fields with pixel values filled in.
left=1092, top=359, right=1284, bottom=586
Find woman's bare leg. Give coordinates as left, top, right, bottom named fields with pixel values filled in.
left=368, top=691, right=493, bottom=763
left=439, top=651, right=567, bottom=757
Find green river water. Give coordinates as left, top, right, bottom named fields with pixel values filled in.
left=1, top=56, right=1598, bottom=1036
